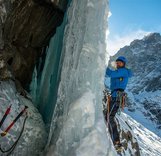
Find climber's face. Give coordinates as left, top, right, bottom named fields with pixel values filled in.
left=116, top=61, right=125, bottom=68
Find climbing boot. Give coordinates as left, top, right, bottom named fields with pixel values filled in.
left=114, top=141, right=123, bottom=152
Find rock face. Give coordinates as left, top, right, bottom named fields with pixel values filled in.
left=103, top=90, right=161, bottom=155
left=0, top=80, right=47, bottom=156
left=117, top=113, right=161, bottom=156
left=116, top=114, right=141, bottom=156
left=103, top=91, right=141, bottom=155
left=0, top=0, right=67, bottom=89
left=38, top=0, right=67, bottom=11
left=0, top=1, right=68, bottom=155
left=111, top=33, right=161, bottom=93
left=110, top=33, right=161, bottom=135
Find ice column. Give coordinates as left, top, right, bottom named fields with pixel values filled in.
left=46, top=0, right=116, bottom=155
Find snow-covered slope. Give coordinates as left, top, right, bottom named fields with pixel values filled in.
left=0, top=80, right=47, bottom=156
left=117, top=113, right=161, bottom=156
left=110, top=33, right=161, bottom=137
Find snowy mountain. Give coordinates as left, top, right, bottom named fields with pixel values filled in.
left=117, top=113, right=161, bottom=156
left=1, top=0, right=161, bottom=155
left=103, top=89, right=161, bottom=156
left=110, top=32, right=161, bottom=140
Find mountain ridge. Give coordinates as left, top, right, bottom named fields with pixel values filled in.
left=110, top=32, right=161, bottom=137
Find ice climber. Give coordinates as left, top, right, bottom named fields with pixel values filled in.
left=104, top=56, right=132, bottom=149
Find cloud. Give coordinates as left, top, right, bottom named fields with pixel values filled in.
left=107, top=29, right=151, bottom=56
left=108, top=11, right=112, bottom=18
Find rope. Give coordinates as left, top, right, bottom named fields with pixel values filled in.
left=107, top=95, right=111, bottom=123
left=106, top=94, right=117, bottom=142
left=117, top=91, right=126, bottom=115
left=106, top=91, right=126, bottom=141
left=0, top=114, right=28, bottom=156
left=108, top=103, right=116, bottom=142
left=122, top=95, right=125, bottom=110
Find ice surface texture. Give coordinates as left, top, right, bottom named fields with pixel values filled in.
left=45, top=0, right=116, bottom=155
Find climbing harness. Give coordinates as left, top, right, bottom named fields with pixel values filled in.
left=106, top=90, right=126, bottom=120
left=0, top=105, right=28, bottom=155
left=106, top=90, right=127, bottom=141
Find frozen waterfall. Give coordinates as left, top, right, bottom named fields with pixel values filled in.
left=43, top=0, right=116, bottom=155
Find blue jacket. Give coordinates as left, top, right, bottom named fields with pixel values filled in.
left=105, top=67, right=132, bottom=97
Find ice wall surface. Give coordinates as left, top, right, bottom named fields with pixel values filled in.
left=30, top=14, right=67, bottom=124
left=45, top=0, right=116, bottom=155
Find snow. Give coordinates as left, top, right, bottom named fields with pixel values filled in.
left=0, top=80, right=47, bottom=156
left=111, top=33, right=161, bottom=140
left=26, top=1, right=161, bottom=155
left=121, top=113, right=161, bottom=156
left=114, top=112, right=161, bottom=156
left=125, top=90, right=161, bottom=137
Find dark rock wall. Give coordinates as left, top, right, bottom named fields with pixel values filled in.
left=116, top=117, right=141, bottom=156
left=0, top=0, right=67, bottom=89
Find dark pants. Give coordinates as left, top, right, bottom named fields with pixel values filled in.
left=108, top=97, right=120, bottom=143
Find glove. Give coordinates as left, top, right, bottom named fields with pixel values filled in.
left=110, top=61, right=117, bottom=69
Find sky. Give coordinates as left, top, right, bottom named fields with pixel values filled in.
left=107, top=0, right=161, bottom=55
